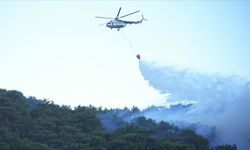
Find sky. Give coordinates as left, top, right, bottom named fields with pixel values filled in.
left=0, top=1, right=249, bottom=109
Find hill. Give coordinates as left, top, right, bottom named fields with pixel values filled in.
left=0, top=89, right=236, bottom=150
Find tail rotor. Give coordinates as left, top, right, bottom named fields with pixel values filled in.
left=140, top=15, right=148, bottom=23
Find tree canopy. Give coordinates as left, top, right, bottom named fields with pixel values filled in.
left=0, top=89, right=236, bottom=150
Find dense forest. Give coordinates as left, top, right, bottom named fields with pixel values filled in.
left=0, top=89, right=236, bottom=150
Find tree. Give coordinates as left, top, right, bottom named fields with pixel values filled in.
left=216, top=144, right=237, bottom=150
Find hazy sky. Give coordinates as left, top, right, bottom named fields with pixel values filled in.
left=0, top=1, right=249, bottom=108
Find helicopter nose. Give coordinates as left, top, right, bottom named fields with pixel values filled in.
left=106, top=22, right=110, bottom=27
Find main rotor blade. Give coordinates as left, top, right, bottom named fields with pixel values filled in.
left=95, top=16, right=114, bottom=19
left=116, top=7, right=122, bottom=18
left=98, top=23, right=106, bottom=26
left=119, top=10, right=140, bottom=19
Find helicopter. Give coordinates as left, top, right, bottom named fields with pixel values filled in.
left=95, top=7, right=147, bottom=31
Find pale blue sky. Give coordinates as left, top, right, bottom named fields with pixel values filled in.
left=0, top=1, right=249, bottom=108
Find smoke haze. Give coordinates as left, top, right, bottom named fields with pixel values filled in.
left=139, top=61, right=250, bottom=150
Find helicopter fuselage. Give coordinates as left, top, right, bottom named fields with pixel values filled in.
left=96, top=7, right=146, bottom=31
left=106, top=19, right=127, bottom=30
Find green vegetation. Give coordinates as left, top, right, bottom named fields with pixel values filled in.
left=0, top=89, right=236, bottom=150
left=215, top=144, right=237, bottom=150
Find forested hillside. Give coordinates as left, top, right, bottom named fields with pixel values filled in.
left=0, top=89, right=236, bottom=150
